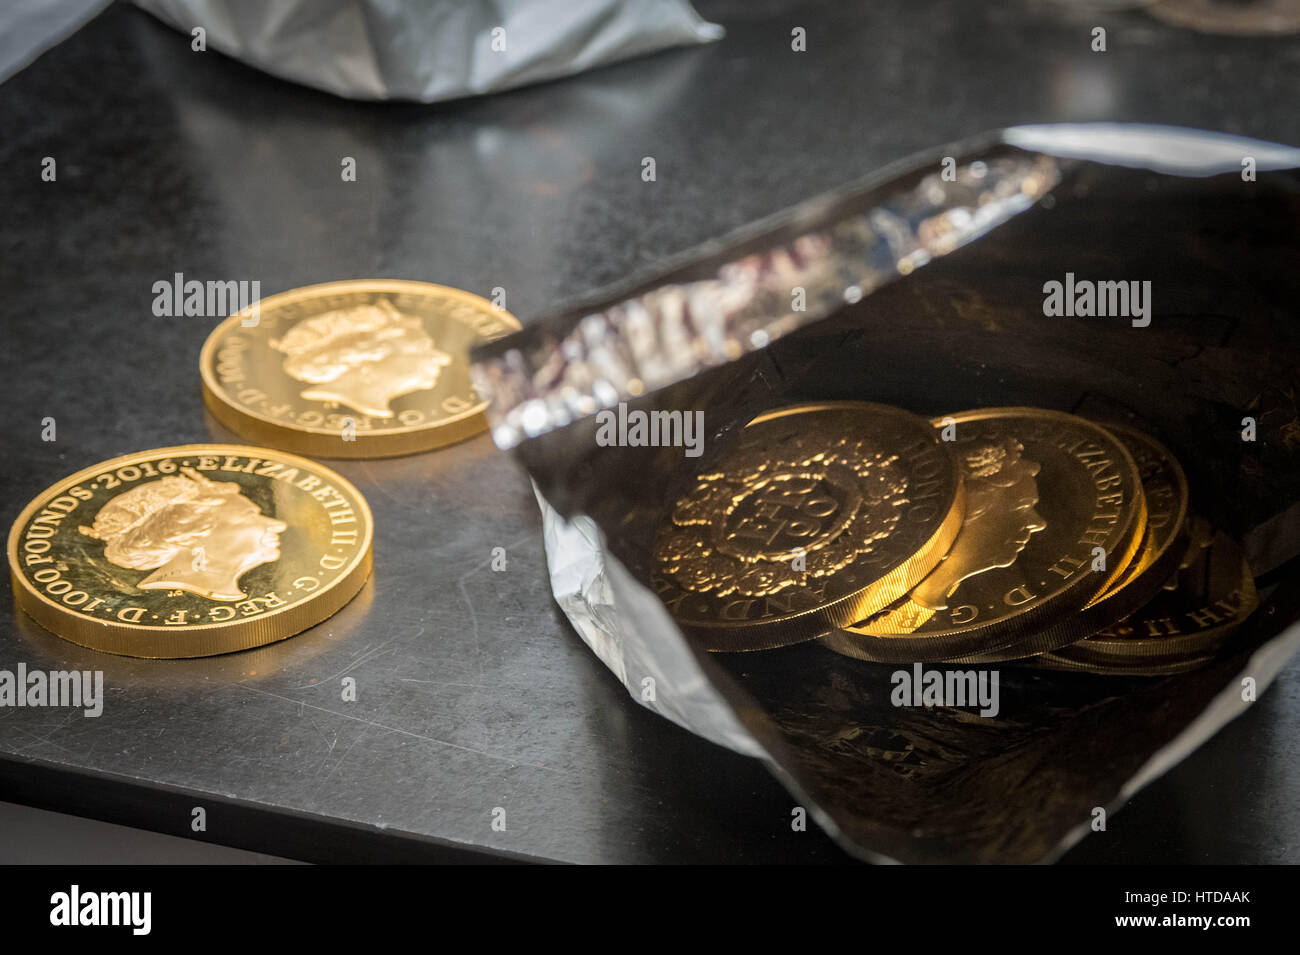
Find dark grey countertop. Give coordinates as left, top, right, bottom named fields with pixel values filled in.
left=1, top=0, right=1297, bottom=863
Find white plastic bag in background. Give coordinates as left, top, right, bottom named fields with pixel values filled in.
left=133, top=0, right=723, bottom=102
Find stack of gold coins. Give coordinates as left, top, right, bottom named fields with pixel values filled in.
left=652, top=402, right=1258, bottom=674
left=8, top=280, right=517, bottom=658
left=1035, top=518, right=1257, bottom=675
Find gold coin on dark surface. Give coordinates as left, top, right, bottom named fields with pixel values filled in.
left=8, top=446, right=373, bottom=658
left=200, top=279, right=521, bottom=458
left=823, top=407, right=1147, bottom=664
left=651, top=402, right=965, bottom=651
left=1042, top=523, right=1257, bottom=669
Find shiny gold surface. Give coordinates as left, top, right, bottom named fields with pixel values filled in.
left=652, top=401, right=965, bottom=650
left=8, top=445, right=373, bottom=658
left=825, top=407, right=1146, bottom=663
left=1049, top=524, right=1258, bottom=668
left=1082, top=422, right=1190, bottom=616
left=200, top=280, right=521, bottom=458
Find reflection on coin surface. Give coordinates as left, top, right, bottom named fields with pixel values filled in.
left=200, top=280, right=521, bottom=458
left=1044, top=526, right=1257, bottom=669
left=652, top=402, right=965, bottom=651
left=824, top=408, right=1146, bottom=663
left=1085, top=422, right=1189, bottom=610
left=8, top=446, right=373, bottom=658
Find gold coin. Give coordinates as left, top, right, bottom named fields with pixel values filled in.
left=957, top=422, right=1189, bottom=665
left=8, top=446, right=373, bottom=658
left=1044, top=523, right=1257, bottom=668
left=200, top=280, right=521, bottom=458
left=651, top=401, right=965, bottom=651
left=823, top=407, right=1147, bottom=663
left=1084, top=422, right=1190, bottom=610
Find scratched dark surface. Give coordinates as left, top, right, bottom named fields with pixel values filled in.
left=0, top=0, right=1298, bottom=863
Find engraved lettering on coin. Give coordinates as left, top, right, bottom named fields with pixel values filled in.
left=1085, top=423, right=1190, bottom=609
left=8, top=446, right=374, bottom=658
left=651, top=402, right=965, bottom=650
left=1045, top=525, right=1257, bottom=669
left=826, top=408, right=1146, bottom=663
left=271, top=299, right=452, bottom=418
left=77, top=467, right=287, bottom=601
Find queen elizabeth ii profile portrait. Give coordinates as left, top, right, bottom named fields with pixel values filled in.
left=863, top=435, right=1046, bottom=633
left=79, top=468, right=288, bottom=601
left=270, top=298, right=453, bottom=418
left=909, top=435, right=1046, bottom=611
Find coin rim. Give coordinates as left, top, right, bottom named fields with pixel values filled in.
left=1084, top=422, right=1190, bottom=609
left=7, top=444, right=375, bottom=658
left=198, top=279, right=522, bottom=459
left=1028, top=649, right=1217, bottom=677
